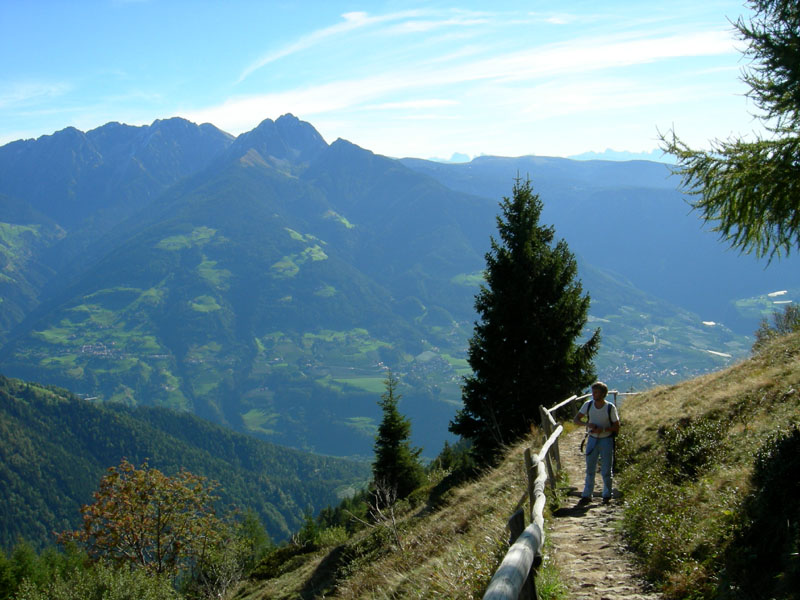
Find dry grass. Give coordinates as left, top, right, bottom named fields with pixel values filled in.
left=621, top=329, right=800, bottom=471
left=236, top=436, right=541, bottom=599
left=615, top=330, right=800, bottom=598
left=234, top=333, right=800, bottom=600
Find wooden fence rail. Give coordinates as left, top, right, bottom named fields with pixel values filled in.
left=482, top=389, right=636, bottom=600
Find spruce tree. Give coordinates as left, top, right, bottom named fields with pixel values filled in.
left=450, top=178, right=600, bottom=464
left=372, top=373, right=424, bottom=499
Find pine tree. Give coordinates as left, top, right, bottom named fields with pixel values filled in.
left=372, top=373, right=424, bottom=499
left=450, top=178, right=600, bottom=464
left=661, top=0, right=800, bottom=259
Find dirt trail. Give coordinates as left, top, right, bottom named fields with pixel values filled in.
left=547, top=428, right=661, bottom=600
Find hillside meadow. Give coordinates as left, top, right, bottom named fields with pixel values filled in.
left=234, top=330, right=799, bottom=599
left=616, top=330, right=800, bottom=598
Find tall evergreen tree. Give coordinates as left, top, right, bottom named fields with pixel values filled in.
left=661, top=0, right=800, bottom=259
left=372, top=373, right=424, bottom=499
left=450, top=178, right=600, bottom=464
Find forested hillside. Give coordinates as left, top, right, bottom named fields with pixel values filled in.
left=0, top=375, right=369, bottom=549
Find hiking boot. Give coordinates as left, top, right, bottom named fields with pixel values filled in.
left=602, top=496, right=611, bottom=505
left=577, top=496, right=591, bottom=506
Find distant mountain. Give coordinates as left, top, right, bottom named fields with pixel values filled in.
left=400, top=154, right=800, bottom=332
left=0, top=117, right=493, bottom=457
left=0, top=374, right=369, bottom=550
left=0, top=114, right=787, bottom=462
left=568, top=148, right=672, bottom=162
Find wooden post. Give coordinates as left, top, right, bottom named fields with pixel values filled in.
left=538, top=405, right=552, bottom=439
left=548, top=412, right=562, bottom=473
left=508, top=509, right=524, bottom=545
left=544, top=452, right=556, bottom=491
left=524, top=449, right=536, bottom=523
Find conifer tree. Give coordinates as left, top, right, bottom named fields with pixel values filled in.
left=372, top=373, right=424, bottom=499
left=450, top=178, right=600, bottom=464
left=662, top=0, right=800, bottom=259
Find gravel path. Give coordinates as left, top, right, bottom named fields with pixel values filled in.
left=547, top=428, right=661, bottom=600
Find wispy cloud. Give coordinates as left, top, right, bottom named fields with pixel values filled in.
left=0, top=81, right=71, bottom=109
left=236, top=9, right=492, bottom=84
left=237, top=10, right=422, bottom=84
left=364, top=99, right=459, bottom=110
left=385, top=14, right=490, bottom=34
left=191, top=25, right=738, bottom=136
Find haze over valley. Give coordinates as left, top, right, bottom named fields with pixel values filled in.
left=1, top=114, right=796, bottom=461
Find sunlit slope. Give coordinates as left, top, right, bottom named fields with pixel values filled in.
left=616, top=330, right=800, bottom=597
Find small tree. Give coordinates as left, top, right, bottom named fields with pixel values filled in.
left=661, top=0, right=800, bottom=259
left=59, top=459, right=225, bottom=578
left=450, top=178, right=599, bottom=464
left=372, top=373, right=424, bottom=500
left=753, top=303, right=800, bottom=351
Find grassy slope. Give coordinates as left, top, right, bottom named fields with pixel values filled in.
left=235, top=436, right=555, bottom=600
left=236, top=331, right=799, bottom=600
left=616, top=330, right=800, bottom=598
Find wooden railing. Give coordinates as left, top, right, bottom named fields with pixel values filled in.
left=482, top=390, right=635, bottom=600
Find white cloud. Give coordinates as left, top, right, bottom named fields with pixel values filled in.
left=364, top=99, right=459, bottom=110
left=0, top=81, right=71, bottom=109
left=196, top=23, right=739, bottom=138
left=385, top=14, right=489, bottom=34
left=236, top=10, right=426, bottom=84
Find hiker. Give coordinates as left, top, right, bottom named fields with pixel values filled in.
left=573, top=381, right=619, bottom=505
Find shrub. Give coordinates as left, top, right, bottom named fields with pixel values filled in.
left=13, top=562, right=179, bottom=600
left=249, top=544, right=318, bottom=581
left=315, top=526, right=349, bottom=548
left=725, top=426, right=800, bottom=599
left=659, top=416, right=728, bottom=480
left=753, top=304, right=800, bottom=352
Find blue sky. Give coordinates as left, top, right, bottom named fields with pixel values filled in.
left=1, top=0, right=762, bottom=160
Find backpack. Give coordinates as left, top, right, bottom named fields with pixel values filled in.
left=579, top=401, right=617, bottom=452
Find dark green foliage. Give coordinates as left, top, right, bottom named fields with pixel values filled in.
left=450, top=178, right=599, bottom=463
left=0, top=541, right=88, bottom=600
left=659, top=416, right=729, bottom=480
left=315, top=488, right=372, bottom=536
left=0, top=374, right=369, bottom=550
left=249, top=544, right=319, bottom=581
left=13, top=561, right=180, bottom=600
left=620, top=461, right=694, bottom=581
left=427, top=438, right=475, bottom=475
left=372, top=373, right=424, bottom=500
left=727, top=427, right=800, bottom=600
left=237, top=510, right=273, bottom=574
left=662, top=0, right=800, bottom=259
left=426, top=439, right=479, bottom=507
left=296, top=511, right=320, bottom=547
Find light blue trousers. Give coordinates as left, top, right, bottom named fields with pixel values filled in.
left=582, top=435, right=614, bottom=499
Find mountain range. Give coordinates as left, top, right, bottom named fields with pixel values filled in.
left=1, top=114, right=797, bottom=460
